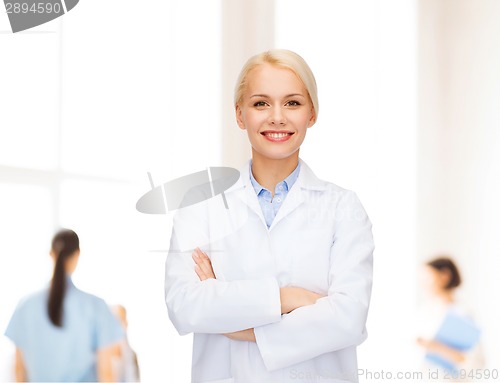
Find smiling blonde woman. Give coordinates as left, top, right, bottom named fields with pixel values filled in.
left=165, top=49, right=374, bottom=383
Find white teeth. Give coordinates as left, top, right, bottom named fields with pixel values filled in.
left=265, top=132, right=289, bottom=138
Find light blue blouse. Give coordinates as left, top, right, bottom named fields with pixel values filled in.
left=249, top=161, right=301, bottom=228
left=5, top=277, right=123, bottom=382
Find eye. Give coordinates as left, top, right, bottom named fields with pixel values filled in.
left=285, top=100, right=301, bottom=107
left=253, top=101, right=268, bottom=107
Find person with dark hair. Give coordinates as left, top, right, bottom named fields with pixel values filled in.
left=427, top=257, right=462, bottom=292
left=416, top=256, right=484, bottom=381
left=4, top=229, right=123, bottom=382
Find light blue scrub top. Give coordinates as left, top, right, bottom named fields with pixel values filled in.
left=5, top=277, right=123, bottom=382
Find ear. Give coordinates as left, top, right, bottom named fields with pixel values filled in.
left=235, top=104, right=246, bottom=130
left=307, top=107, right=316, bottom=128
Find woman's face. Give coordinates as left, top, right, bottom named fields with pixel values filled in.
left=421, top=265, right=450, bottom=294
left=236, top=64, right=316, bottom=161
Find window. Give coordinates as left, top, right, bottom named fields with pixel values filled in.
left=1, top=1, right=221, bottom=380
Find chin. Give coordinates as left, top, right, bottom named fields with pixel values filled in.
left=252, top=148, right=300, bottom=161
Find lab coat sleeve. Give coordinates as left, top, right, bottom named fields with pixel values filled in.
left=165, top=203, right=282, bottom=335
left=254, top=191, right=374, bottom=371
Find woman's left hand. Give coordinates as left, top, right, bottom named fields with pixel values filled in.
left=192, top=247, right=256, bottom=343
left=224, top=328, right=256, bottom=342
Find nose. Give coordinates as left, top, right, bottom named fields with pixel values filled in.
left=268, top=106, right=286, bottom=125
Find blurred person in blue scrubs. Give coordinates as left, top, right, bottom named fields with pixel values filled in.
left=416, top=257, right=485, bottom=381
left=4, top=229, right=124, bottom=382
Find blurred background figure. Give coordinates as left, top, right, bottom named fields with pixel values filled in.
left=416, top=256, right=484, bottom=381
left=111, top=304, right=141, bottom=382
left=4, top=229, right=124, bottom=382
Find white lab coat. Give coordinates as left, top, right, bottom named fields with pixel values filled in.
left=165, top=158, right=374, bottom=383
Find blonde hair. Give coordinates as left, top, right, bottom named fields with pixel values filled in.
left=234, top=49, right=319, bottom=118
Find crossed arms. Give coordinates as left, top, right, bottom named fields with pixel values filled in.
left=191, top=247, right=324, bottom=342
left=164, top=191, right=374, bottom=370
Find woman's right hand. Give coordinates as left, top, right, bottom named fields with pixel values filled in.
left=279, top=287, right=325, bottom=314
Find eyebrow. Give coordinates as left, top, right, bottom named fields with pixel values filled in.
left=249, top=93, right=306, bottom=99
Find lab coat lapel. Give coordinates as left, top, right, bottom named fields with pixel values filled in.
left=225, top=159, right=326, bottom=231
left=242, top=183, right=267, bottom=227
left=269, top=159, right=326, bottom=231
left=268, top=176, right=305, bottom=230
left=227, top=160, right=268, bottom=228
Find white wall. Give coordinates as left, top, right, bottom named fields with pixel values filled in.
left=0, top=1, right=222, bottom=381
left=418, top=0, right=500, bottom=367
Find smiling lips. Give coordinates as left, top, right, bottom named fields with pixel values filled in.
left=261, top=131, right=294, bottom=142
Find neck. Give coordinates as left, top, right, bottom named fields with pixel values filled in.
left=436, top=289, right=454, bottom=304
left=251, top=150, right=299, bottom=194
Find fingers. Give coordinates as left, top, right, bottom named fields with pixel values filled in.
left=305, top=289, right=326, bottom=305
left=194, top=264, right=207, bottom=281
left=280, top=286, right=325, bottom=314
left=310, top=291, right=325, bottom=303
left=192, top=247, right=216, bottom=281
left=222, top=329, right=256, bottom=342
